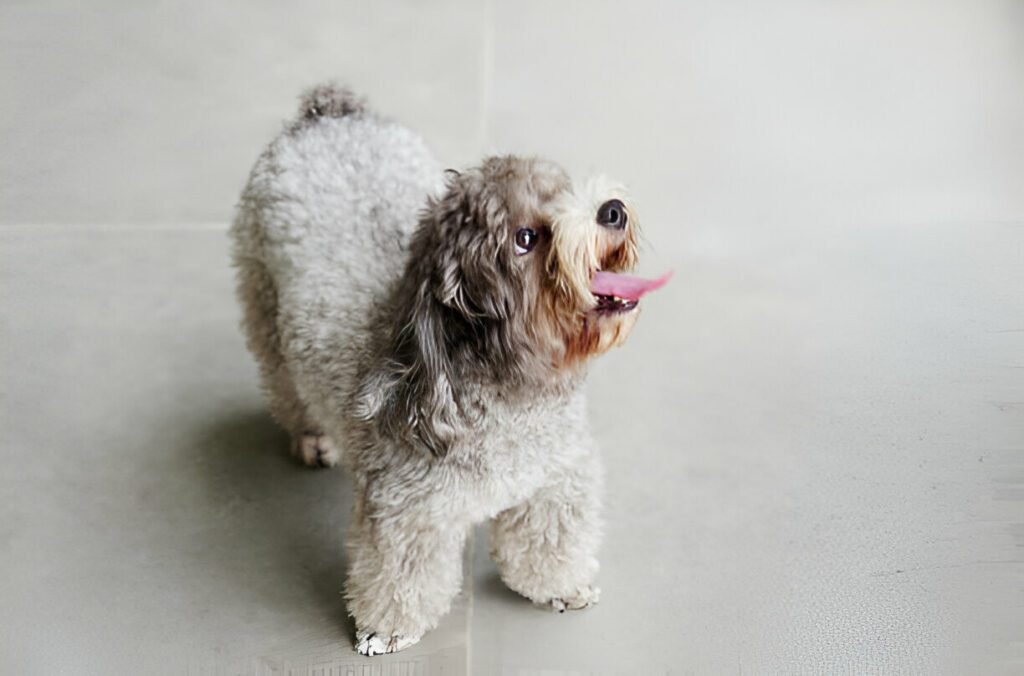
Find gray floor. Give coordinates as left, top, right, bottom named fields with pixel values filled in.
left=2, top=2, right=1022, bottom=674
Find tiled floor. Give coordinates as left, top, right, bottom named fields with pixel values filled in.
left=2, top=2, right=1022, bottom=674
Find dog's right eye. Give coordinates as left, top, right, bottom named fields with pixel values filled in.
left=514, top=227, right=538, bottom=256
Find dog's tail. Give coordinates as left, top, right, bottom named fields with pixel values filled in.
left=297, top=82, right=366, bottom=120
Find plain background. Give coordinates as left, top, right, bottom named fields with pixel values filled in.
left=2, top=1, right=1022, bottom=674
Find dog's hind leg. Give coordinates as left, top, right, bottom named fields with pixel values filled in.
left=490, top=452, right=603, bottom=611
left=290, top=432, right=341, bottom=468
left=235, top=257, right=341, bottom=467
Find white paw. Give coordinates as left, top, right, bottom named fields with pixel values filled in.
left=545, top=585, right=600, bottom=613
left=291, top=433, right=341, bottom=468
left=354, top=631, right=420, bottom=656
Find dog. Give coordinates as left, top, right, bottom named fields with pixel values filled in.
left=230, top=83, right=669, bottom=656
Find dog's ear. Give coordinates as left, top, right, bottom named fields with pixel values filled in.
left=355, top=169, right=530, bottom=456
left=355, top=277, right=462, bottom=457
left=354, top=186, right=476, bottom=458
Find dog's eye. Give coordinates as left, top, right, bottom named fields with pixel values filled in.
left=514, top=227, right=537, bottom=255
left=597, top=199, right=627, bottom=230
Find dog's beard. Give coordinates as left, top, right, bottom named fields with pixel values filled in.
left=534, top=177, right=668, bottom=366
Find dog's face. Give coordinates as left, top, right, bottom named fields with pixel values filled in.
left=426, top=156, right=660, bottom=367
left=361, top=156, right=668, bottom=455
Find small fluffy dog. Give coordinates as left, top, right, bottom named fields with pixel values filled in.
left=230, top=83, right=668, bottom=656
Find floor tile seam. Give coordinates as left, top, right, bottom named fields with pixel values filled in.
left=0, top=222, right=229, bottom=231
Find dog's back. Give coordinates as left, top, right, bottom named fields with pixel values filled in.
left=234, top=84, right=443, bottom=317
left=230, top=84, right=443, bottom=438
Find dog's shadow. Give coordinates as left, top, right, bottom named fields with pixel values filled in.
left=186, top=407, right=356, bottom=645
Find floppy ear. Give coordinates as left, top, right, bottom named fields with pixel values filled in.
left=354, top=190, right=471, bottom=458
left=354, top=168, right=530, bottom=456
left=355, top=280, right=462, bottom=456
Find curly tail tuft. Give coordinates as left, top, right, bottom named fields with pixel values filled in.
left=298, top=82, right=366, bottom=120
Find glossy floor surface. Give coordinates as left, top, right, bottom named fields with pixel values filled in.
left=2, top=2, right=1022, bottom=674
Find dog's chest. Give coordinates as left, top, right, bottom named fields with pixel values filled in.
left=463, top=387, right=590, bottom=481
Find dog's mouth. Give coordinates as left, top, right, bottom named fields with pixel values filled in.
left=589, top=270, right=672, bottom=315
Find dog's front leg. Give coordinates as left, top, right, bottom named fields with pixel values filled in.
left=344, top=493, right=469, bottom=656
left=490, top=453, right=604, bottom=611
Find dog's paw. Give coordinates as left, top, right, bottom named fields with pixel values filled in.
left=290, top=433, right=341, bottom=468
left=543, top=585, right=601, bottom=613
left=354, top=631, right=420, bottom=656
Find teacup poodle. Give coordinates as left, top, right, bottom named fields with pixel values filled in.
left=230, top=83, right=668, bottom=656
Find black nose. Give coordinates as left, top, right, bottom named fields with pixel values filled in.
left=597, top=199, right=627, bottom=230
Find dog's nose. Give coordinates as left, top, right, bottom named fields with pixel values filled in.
left=596, top=199, right=627, bottom=230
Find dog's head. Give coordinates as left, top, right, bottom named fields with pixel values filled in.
left=358, top=156, right=669, bottom=456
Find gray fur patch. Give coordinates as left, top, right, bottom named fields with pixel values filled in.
left=299, top=82, right=366, bottom=119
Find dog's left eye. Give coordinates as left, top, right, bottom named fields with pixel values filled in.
left=597, top=199, right=627, bottom=229
left=514, top=227, right=537, bottom=255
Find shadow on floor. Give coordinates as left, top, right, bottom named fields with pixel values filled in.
left=477, top=568, right=529, bottom=605
left=185, top=407, right=357, bottom=646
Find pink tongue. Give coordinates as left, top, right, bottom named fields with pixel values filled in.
left=590, top=271, right=672, bottom=301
